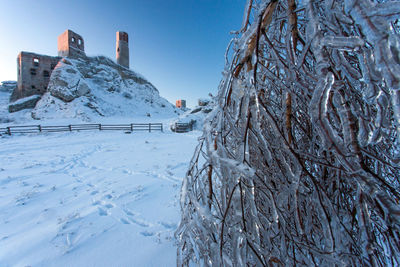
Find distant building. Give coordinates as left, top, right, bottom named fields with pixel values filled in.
left=176, top=99, right=186, bottom=109
left=12, top=29, right=130, bottom=102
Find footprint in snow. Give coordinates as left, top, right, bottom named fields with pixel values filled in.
left=167, top=162, right=186, bottom=170
left=120, top=218, right=130, bottom=224
left=94, top=198, right=115, bottom=216
left=103, top=194, right=113, bottom=199
left=121, top=209, right=150, bottom=227
left=92, top=200, right=101, bottom=206
left=124, top=209, right=135, bottom=216
left=104, top=203, right=114, bottom=209
left=98, top=207, right=108, bottom=216
left=160, top=221, right=177, bottom=229
left=140, top=231, right=154, bottom=237
left=122, top=169, right=132, bottom=174
left=130, top=217, right=149, bottom=227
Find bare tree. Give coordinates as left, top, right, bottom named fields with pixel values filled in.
left=176, top=0, right=400, bottom=266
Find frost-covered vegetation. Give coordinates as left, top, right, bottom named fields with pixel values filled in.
left=177, top=0, right=400, bottom=266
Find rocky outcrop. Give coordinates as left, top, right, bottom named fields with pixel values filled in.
left=48, top=59, right=90, bottom=102
left=8, top=95, right=41, bottom=113
left=198, top=98, right=210, bottom=107
left=31, top=55, right=178, bottom=120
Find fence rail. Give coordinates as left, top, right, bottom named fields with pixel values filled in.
left=174, top=122, right=193, bottom=133
left=0, top=123, right=163, bottom=135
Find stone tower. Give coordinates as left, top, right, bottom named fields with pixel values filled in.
left=57, top=29, right=85, bottom=58
left=116, top=31, right=129, bottom=68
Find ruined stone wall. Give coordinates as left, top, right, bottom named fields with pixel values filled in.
left=176, top=99, right=186, bottom=108
left=116, top=31, right=129, bottom=68
left=12, top=52, right=60, bottom=101
left=58, top=30, right=85, bottom=58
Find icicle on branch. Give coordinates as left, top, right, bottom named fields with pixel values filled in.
left=176, top=0, right=400, bottom=266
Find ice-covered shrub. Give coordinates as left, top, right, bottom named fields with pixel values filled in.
left=176, top=0, right=400, bottom=266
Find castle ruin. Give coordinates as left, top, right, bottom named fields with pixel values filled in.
left=13, top=52, right=61, bottom=101
left=116, top=31, right=129, bottom=68
left=176, top=99, right=186, bottom=109
left=57, top=30, right=85, bottom=58
left=12, top=29, right=130, bottom=102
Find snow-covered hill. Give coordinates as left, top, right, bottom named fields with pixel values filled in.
left=1, top=55, right=181, bottom=124
left=32, top=56, right=180, bottom=121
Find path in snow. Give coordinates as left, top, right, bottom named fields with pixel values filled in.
left=0, top=130, right=200, bottom=266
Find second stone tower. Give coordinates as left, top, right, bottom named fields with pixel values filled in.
left=116, top=31, right=129, bottom=68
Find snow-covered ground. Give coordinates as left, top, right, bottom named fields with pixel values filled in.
left=0, top=129, right=200, bottom=266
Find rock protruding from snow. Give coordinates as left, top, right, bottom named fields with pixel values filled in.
left=8, top=95, right=41, bottom=113
left=32, top=55, right=179, bottom=120
left=47, top=58, right=90, bottom=102
left=198, top=98, right=210, bottom=107
left=0, top=81, right=17, bottom=92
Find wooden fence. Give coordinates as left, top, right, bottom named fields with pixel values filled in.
left=0, top=123, right=163, bottom=135
left=174, top=122, right=193, bottom=133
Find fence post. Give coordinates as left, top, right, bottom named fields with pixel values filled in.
left=130, top=123, right=133, bottom=131
left=38, top=125, right=42, bottom=132
left=69, top=125, right=72, bottom=131
left=149, top=123, right=151, bottom=133
left=99, top=124, right=102, bottom=131
left=6, top=127, right=11, bottom=135
left=161, top=123, right=163, bottom=132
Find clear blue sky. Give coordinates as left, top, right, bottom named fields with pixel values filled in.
left=0, top=0, right=246, bottom=107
